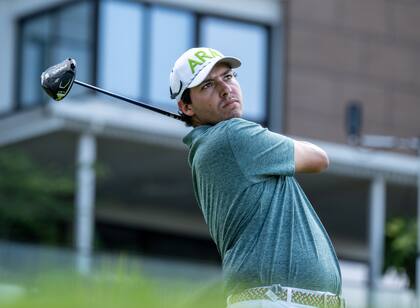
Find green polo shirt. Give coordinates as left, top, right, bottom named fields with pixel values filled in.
left=183, top=118, right=342, bottom=295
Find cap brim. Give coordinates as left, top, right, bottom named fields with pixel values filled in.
left=188, top=56, right=241, bottom=89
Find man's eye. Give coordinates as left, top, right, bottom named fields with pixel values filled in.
left=202, top=82, right=213, bottom=89
left=224, top=72, right=237, bottom=80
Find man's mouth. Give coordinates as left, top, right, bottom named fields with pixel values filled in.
left=222, top=98, right=239, bottom=108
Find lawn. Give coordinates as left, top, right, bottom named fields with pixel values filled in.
left=0, top=265, right=226, bottom=308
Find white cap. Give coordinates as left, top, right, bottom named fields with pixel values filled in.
left=169, top=47, right=241, bottom=101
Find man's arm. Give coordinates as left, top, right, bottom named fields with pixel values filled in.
left=294, top=140, right=329, bottom=173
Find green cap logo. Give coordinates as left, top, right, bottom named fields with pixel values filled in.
left=187, top=48, right=223, bottom=74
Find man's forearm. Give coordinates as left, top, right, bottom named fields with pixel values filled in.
left=294, top=140, right=329, bottom=173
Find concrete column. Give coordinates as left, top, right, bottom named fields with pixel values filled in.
left=75, top=133, right=96, bottom=275
left=268, top=6, right=285, bottom=133
left=368, top=176, right=386, bottom=306
left=416, top=157, right=420, bottom=305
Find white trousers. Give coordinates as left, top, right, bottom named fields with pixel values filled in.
left=228, top=299, right=314, bottom=308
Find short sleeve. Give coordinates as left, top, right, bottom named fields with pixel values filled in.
left=226, top=118, right=295, bottom=182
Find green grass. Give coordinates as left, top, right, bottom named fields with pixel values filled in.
left=0, top=265, right=226, bottom=308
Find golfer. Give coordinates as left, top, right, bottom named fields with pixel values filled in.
left=170, top=47, right=345, bottom=308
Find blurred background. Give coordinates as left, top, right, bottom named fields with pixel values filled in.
left=0, top=0, right=419, bottom=307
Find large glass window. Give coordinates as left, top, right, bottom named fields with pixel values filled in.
left=97, top=2, right=196, bottom=114
left=18, top=1, right=94, bottom=108
left=20, top=15, right=51, bottom=107
left=53, top=2, right=94, bottom=97
left=98, top=0, right=144, bottom=99
left=148, top=7, right=195, bottom=113
left=200, top=17, right=268, bottom=122
left=17, top=0, right=272, bottom=123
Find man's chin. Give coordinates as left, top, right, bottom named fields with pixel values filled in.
left=231, top=108, right=243, bottom=118
left=224, top=112, right=242, bottom=121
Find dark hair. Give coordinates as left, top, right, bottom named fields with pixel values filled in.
left=179, top=88, right=194, bottom=127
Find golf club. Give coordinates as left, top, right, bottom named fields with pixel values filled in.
left=40, top=58, right=182, bottom=121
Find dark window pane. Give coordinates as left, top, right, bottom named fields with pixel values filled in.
left=52, top=2, right=94, bottom=97
left=21, top=15, right=51, bottom=107
left=19, top=2, right=94, bottom=108
left=56, top=3, right=92, bottom=43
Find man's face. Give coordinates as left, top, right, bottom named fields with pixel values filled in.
left=179, top=63, right=243, bottom=126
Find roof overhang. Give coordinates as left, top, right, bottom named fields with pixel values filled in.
left=1, top=98, right=419, bottom=185
left=315, top=140, right=419, bottom=185
left=0, top=97, right=191, bottom=149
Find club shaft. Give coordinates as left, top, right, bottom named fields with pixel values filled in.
left=73, top=80, right=182, bottom=121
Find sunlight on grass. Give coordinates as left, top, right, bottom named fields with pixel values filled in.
left=0, top=263, right=225, bottom=308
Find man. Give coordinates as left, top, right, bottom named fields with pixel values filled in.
left=169, top=47, right=345, bottom=308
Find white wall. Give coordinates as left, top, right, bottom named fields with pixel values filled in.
left=148, top=0, right=282, bottom=24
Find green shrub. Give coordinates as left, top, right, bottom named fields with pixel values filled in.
left=384, top=217, right=417, bottom=289
left=0, top=150, right=74, bottom=244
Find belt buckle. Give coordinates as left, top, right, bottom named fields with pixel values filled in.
left=264, top=284, right=282, bottom=302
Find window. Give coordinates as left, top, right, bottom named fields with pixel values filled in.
left=53, top=2, right=94, bottom=97
left=98, top=0, right=144, bottom=99
left=200, top=17, right=269, bottom=123
left=20, top=15, right=51, bottom=107
left=17, top=1, right=95, bottom=109
left=97, top=1, right=270, bottom=121
left=17, top=0, right=272, bottom=124
left=97, top=2, right=196, bottom=114
left=148, top=7, right=195, bottom=113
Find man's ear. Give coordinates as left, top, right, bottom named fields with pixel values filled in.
left=178, top=100, right=195, bottom=117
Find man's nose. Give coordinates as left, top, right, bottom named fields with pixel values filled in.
left=219, top=80, right=232, bottom=98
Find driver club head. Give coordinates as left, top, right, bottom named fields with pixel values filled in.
left=41, top=58, right=76, bottom=101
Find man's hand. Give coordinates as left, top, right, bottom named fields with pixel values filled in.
left=294, top=141, right=329, bottom=173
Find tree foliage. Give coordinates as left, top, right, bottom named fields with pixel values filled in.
left=0, top=150, right=74, bottom=245
left=384, top=217, right=417, bottom=289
